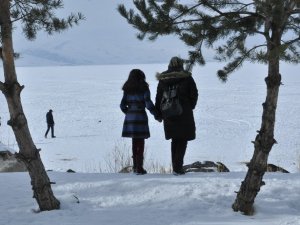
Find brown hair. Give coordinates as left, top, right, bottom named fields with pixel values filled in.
left=122, top=69, right=149, bottom=94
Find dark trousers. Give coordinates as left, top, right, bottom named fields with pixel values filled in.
left=132, top=138, right=145, bottom=172
left=45, top=124, right=55, bottom=137
left=171, top=139, right=187, bottom=173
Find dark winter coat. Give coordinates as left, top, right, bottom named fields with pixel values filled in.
left=46, top=111, right=54, bottom=125
left=155, top=70, right=198, bottom=141
left=120, top=88, right=157, bottom=139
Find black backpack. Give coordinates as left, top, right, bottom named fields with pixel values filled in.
left=160, top=84, right=183, bottom=119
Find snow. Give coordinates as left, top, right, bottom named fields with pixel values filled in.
left=1, top=0, right=300, bottom=223
left=1, top=62, right=300, bottom=173
left=1, top=62, right=300, bottom=224
left=1, top=172, right=300, bottom=225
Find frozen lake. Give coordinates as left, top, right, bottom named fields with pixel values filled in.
left=0, top=62, right=299, bottom=172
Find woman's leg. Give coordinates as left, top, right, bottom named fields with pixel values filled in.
left=171, top=138, right=187, bottom=174
left=135, top=138, right=146, bottom=174
left=132, top=138, right=138, bottom=172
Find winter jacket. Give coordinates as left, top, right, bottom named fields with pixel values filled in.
left=46, top=111, right=54, bottom=125
left=155, top=70, right=198, bottom=140
left=120, top=88, right=157, bottom=138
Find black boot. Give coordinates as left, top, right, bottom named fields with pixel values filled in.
left=132, top=138, right=147, bottom=174
left=132, top=155, right=137, bottom=173
left=132, top=141, right=137, bottom=173
left=171, top=139, right=187, bottom=175
left=136, top=153, right=147, bottom=175
left=135, top=139, right=147, bottom=175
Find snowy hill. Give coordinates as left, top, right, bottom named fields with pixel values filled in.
left=13, top=0, right=194, bottom=67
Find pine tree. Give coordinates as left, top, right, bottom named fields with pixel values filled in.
left=0, top=0, right=83, bottom=211
left=118, top=0, right=300, bottom=215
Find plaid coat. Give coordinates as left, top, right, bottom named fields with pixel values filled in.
left=120, top=88, right=157, bottom=138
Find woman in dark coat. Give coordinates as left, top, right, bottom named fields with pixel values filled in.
left=120, top=69, right=158, bottom=175
left=155, top=57, right=198, bottom=175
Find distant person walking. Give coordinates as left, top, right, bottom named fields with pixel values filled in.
left=120, top=69, right=159, bottom=175
left=45, top=109, right=56, bottom=138
left=155, top=57, right=198, bottom=175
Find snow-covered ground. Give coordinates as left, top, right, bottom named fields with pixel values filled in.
left=1, top=172, right=300, bottom=225
left=1, top=1, right=299, bottom=223
left=1, top=62, right=300, bottom=224
left=1, top=62, right=300, bottom=173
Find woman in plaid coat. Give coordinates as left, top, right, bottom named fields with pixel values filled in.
left=120, top=69, right=158, bottom=175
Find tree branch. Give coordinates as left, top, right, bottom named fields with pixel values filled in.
left=282, top=36, right=300, bottom=46
left=219, top=44, right=267, bottom=78
left=172, top=3, right=203, bottom=21
left=201, top=1, right=265, bottom=20
left=290, top=9, right=300, bottom=14
left=247, top=44, right=268, bottom=57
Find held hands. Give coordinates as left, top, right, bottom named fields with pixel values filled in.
left=154, top=115, right=162, bottom=123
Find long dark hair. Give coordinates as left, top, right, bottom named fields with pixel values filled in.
left=167, top=56, right=184, bottom=72
left=122, top=69, right=149, bottom=93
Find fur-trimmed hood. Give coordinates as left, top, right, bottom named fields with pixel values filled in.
left=156, top=71, right=192, bottom=81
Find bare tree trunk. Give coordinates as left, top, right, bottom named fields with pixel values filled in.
left=232, top=18, right=282, bottom=214
left=0, top=0, right=60, bottom=211
left=232, top=72, right=281, bottom=215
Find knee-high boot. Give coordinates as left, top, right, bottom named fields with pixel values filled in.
left=132, top=139, right=137, bottom=173
left=135, top=139, right=147, bottom=175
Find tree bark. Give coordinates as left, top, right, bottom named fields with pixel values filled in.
left=0, top=0, right=60, bottom=211
left=232, top=7, right=283, bottom=214
left=232, top=71, right=281, bottom=215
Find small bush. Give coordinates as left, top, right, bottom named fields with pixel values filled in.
left=104, top=141, right=132, bottom=173
left=104, top=140, right=171, bottom=174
